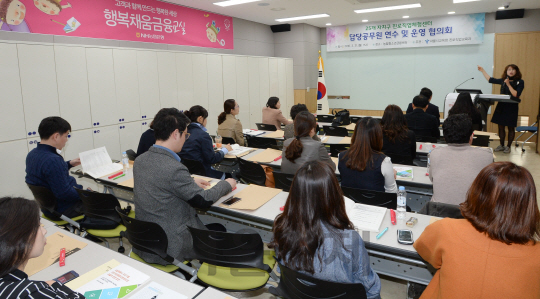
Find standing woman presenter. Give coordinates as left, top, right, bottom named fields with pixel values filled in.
left=477, top=64, right=524, bottom=153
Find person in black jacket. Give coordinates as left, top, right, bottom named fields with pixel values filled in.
left=406, top=87, right=440, bottom=120
left=180, top=106, right=233, bottom=179
left=0, top=197, right=84, bottom=299
left=448, top=93, right=483, bottom=130
left=136, top=120, right=155, bottom=157
left=405, top=95, right=440, bottom=139
left=381, top=104, right=416, bottom=162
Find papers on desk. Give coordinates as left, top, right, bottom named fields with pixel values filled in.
left=347, top=204, right=387, bottom=233
left=394, top=167, right=413, bottom=180
left=247, top=148, right=282, bottom=163
left=221, top=185, right=281, bottom=210
left=119, top=178, right=134, bottom=188
left=243, top=129, right=264, bottom=136
left=344, top=123, right=356, bottom=131
left=129, top=281, right=186, bottom=299
left=339, top=136, right=352, bottom=144
left=80, top=147, right=123, bottom=179
left=76, top=263, right=150, bottom=299
left=263, top=130, right=285, bottom=138
left=67, top=260, right=121, bottom=290
left=226, top=145, right=253, bottom=157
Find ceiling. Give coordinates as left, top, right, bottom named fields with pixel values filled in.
left=164, top=0, right=540, bottom=28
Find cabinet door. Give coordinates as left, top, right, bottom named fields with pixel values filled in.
left=248, top=57, right=261, bottom=129
left=286, top=59, right=295, bottom=113
left=207, top=55, right=223, bottom=135
left=176, top=53, right=195, bottom=110
left=278, top=59, right=289, bottom=114
left=0, top=139, right=33, bottom=198
left=92, top=125, right=121, bottom=161
left=63, top=129, right=94, bottom=161
left=0, top=43, right=27, bottom=142
left=18, top=44, right=60, bottom=135
left=86, top=48, right=119, bottom=127
left=113, top=49, right=141, bottom=123
left=27, top=137, right=40, bottom=152
left=54, top=46, right=92, bottom=131
left=222, top=55, right=236, bottom=100
left=258, top=58, right=270, bottom=126
left=157, top=52, right=178, bottom=109
left=235, top=56, right=250, bottom=130
left=192, top=54, right=209, bottom=114
left=118, top=121, right=142, bottom=153
left=137, top=51, right=160, bottom=120
left=269, top=58, right=279, bottom=98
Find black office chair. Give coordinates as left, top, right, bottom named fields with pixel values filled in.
left=273, top=171, right=295, bottom=191
left=317, top=114, right=335, bottom=123
left=27, top=183, right=82, bottom=232
left=186, top=226, right=277, bottom=291
left=418, top=201, right=463, bottom=219
left=386, top=153, right=414, bottom=166
left=329, top=144, right=349, bottom=157
left=116, top=207, right=198, bottom=281
left=269, top=262, right=367, bottom=299
left=471, top=135, right=489, bottom=147
left=350, top=116, right=362, bottom=124
left=237, top=158, right=266, bottom=186
left=323, top=126, right=349, bottom=137
left=341, top=186, right=397, bottom=209
left=256, top=123, right=277, bottom=131
left=181, top=158, right=207, bottom=176
left=125, top=149, right=137, bottom=161
left=415, top=135, right=439, bottom=143
left=221, top=137, right=236, bottom=145
left=246, top=135, right=278, bottom=149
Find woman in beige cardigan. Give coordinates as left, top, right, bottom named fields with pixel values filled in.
left=217, top=99, right=244, bottom=146
left=262, top=97, right=292, bottom=130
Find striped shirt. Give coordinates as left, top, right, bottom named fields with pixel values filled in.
left=0, top=269, right=84, bottom=299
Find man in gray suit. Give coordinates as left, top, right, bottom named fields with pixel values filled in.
left=133, top=108, right=236, bottom=264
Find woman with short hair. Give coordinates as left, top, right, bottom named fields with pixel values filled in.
left=415, top=162, right=540, bottom=298
left=262, top=97, right=292, bottom=130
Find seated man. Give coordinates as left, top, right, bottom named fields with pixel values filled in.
left=405, top=95, right=441, bottom=138
left=25, top=117, right=83, bottom=218
left=133, top=108, right=236, bottom=264
left=406, top=87, right=440, bottom=120
left=428, top=114, right=493, bottom=205
left=136, top=120, right=155, bottom=158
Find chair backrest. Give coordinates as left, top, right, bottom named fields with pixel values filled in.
left=329, top=144, right=349, bottom=157
left=115, top=207, right=173, bottom=263
left=350, top=116, right=362, bottom=124
left=237, top=158, right=266, bottom=186
left=317, top=114, right=334, bottom=123
left=415, top=135, right=439, bottom=143
left=341, top=186, right=397, bottom=209
left=273, top=171, right=295, bottom=191
left=181, top=158, right=207, bottom=176
left=246, top=136, right=278, bottom=149
left=221, top=137, right=236, bottom=145
left=187, top=226, right=270, bottom=272
left=270, top=262, right=367, bottom=299
left=75, top=189, right=122, bottom=224
left=27, top=183, right=61, bottom=219
left=471, top=135, right=489, bottom=147
left=125, top=149, right=137, bottom=160
left=386, top=153, right=414, bottom=166
left=256, top=123, right=277, bottom=131
left=323, top=126, right=349, bottom=137
left=418, top=201, right=463, bottom=219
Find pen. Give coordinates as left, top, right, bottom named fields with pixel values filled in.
left=113, top=174, right=126, bottom=180
left=108, top=171, right=123, bottom=179
left=376, top=227, right=389, bottom=239
left=273, top=155, right=282, bottom=161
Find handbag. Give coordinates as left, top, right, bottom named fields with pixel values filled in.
left=332, top=109, right=350, bottom=126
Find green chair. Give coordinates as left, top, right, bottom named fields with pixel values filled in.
left=75, top=189, right=133, bottom=253
left=27, top=183, right=84, bottom=233
left=116, top=207, right=198, bottom=282
left=186, top=226, right=277, bottom=291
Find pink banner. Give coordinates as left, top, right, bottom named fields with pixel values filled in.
left=0, top=0, right=234, bottom=49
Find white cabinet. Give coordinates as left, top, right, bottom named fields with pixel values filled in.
left=278, top=59, right=289, bottom=114
left=192, top=54, right=209, bottom=112
left=206, top=55, right=223, bottom=134
left=18, top=44, right=60, bottom=135
left=86, top=48, right=119, bottom=127
left=26, top=137, right=40, bottom=152
left=137, top=51, right=160, bottom=120
left=286, top=59, right=295, bottom=112
left=176, top=53, right=195, bottom=111
left=0, top=139, right=33, bottom=198
left=222, top=56, right=237, bottom=100
left=157, top=52, right=178, bottom=109
left=92, top=125, right=121, bottom=161
left=54, top=46, right=92, bottom=131
left=258, top=58, right=270, bottom=126
left=268, top=58, right=279, bottom=99
left=235, top=56, right=251, bottom=130
left=118, top=121, right=142, bottom=153
left=113, top=49, right=141, bottom=123
left=63, top=129, right=94, bottom=161
left=0, top=43, right=26, bottom=142
left=248, top=57, right=261, bottom=129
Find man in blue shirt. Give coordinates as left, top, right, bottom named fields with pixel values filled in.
left=26, top=117, right=84, bottom=218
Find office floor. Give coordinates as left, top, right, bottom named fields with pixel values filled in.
left=105, top=143, right=540, bottom=299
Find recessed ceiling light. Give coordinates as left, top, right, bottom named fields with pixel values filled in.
left=354, top=3, right=421, bottom=14
left=276, top=14, right=330, bottom=22
left=403, top=16, right=410, bottom=18
left=453, top=0, right=481, bottom=3
left=271, top=7, right=286, bottom=11
left=214, top=0, right=261, bottom=7
left=362, top=20, right=368, bottom=22
left=498, top=6, right=505, bottom=9
left=326, top=23, right=332, bottom=26
left=448, top=11, right=456, bottom=14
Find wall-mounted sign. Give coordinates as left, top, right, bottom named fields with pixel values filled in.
left=0, top=0, right=234, bottom=49
left=327, top=13, right=484, bottom=52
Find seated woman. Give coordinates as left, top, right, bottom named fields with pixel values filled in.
left=0, top=197, right=84, bottom=299
left=284, top=104, right=320, bottom=141
left=180, top=105, right=233, bottom=179
left=381, top=104, right=416, bottom=161
left=338, top=117, right=397, bottom=193
left=217, top=99, right=244, bottom=146
left=448, top=92, right=483, bottom=130
left=271, top=161, right=381, bottom=299
left=262, top=96, right=292, bottom=130
left=415, top=162, right=540, bottom=298
left=281, top=111, right=335, bottom=175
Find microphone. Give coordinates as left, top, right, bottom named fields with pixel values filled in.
left=454, top=78, right=474, bottom=92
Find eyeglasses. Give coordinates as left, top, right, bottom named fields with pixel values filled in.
left=184, top=133, right=190, bottom=140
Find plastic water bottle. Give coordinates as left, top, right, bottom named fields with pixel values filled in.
left=121, top=152, right=129, bottom=172
left=397, top=186, right=407, bottom=220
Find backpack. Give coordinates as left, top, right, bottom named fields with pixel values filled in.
left=332, top=109, right=350, bottom=126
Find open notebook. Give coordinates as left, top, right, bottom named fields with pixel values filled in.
left=79, top=147, right=123, bottom=179
left=344, top=197, right=387, bottom=233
